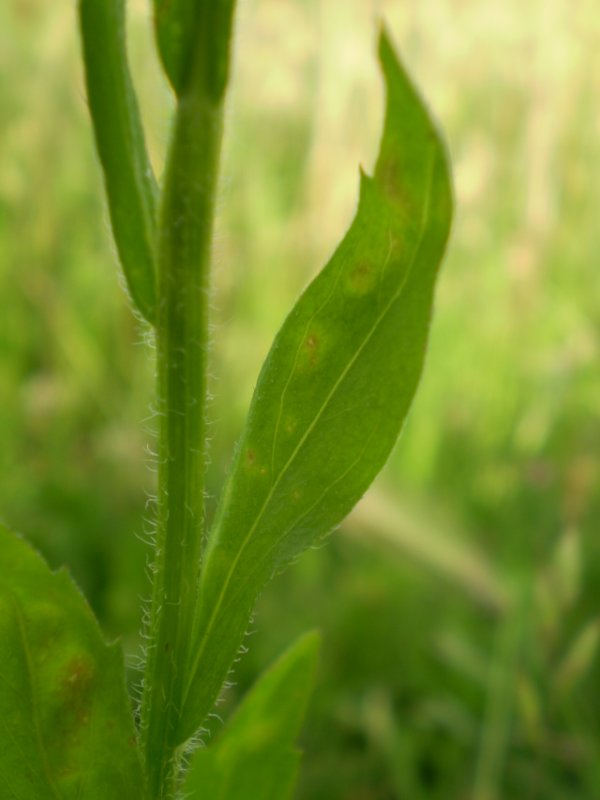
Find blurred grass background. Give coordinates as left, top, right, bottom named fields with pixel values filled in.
left=1, top=0, right=599, bottom=797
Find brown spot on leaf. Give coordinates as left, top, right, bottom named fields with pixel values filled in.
left=379, top=158, right=402, bottom=197
left=61, top=654, right=95, bottom=725
left=347, top=261, right=374, bottom=294
left=303, top=332, right=321, bottom=367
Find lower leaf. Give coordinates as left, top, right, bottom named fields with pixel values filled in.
left=0, top=523, right=146, bottom=798
left=182, top=631, right=320, bottom=800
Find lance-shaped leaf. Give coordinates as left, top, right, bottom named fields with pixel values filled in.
left=179, top=30, right=453, bottom=743
left=153, top=0, right=237, bottom=99
left=0, top=524, right=147, bottom=798
left=80, top=0, right=158, bottom=324
left=182, top=632, right=319, bottom=800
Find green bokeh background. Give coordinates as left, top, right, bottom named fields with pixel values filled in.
left=1, top=0, right=599, bottom=797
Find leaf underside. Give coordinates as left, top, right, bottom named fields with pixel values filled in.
left=79, top=0, right=158, bottom=324
left=182, top=632, right=320, bottom=800
left=179, top=30, right=453, bottom=743
left=0, top=524, right=146, bottom=799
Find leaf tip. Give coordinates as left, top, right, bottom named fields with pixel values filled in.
left=296, top=629, right=322, bottom=663
left=377, top=21, right=394, bottom=60
left=377, top=21, right=402, bottom=83
left=376, top=22, right=424, bottom=118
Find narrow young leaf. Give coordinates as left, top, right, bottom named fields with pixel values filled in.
left=0, top=524, right=146, bottom=798
left=182, top=632, right=320, bottom=800
left=153, top=0, right=237, bottom=99
left=179, top=30, right=453, bottom=743
left=554, top=619, right=600, bottom=695
left=80, top=0, right=158, bottom=324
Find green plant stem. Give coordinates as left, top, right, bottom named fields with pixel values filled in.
left=140, top=71, right=224, bottom=800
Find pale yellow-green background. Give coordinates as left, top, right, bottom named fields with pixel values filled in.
left=1, top=1, right=599, bottom=797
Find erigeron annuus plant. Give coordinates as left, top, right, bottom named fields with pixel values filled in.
left=0, top=1, right=452, bottom=798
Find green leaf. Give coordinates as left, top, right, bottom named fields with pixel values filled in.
left=0, top=524, right=147, bottom=798
left=182, top=632, right=320, bottom=800
left=153, top=0, right=237, bottom=99
left=554, top=619, right=600, bottom=695
left=79, top=0, right=158, bottom=324
left=179, top=29, right=453, bottom=743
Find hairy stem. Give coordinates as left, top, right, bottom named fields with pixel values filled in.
left=140, top=63, right=224, bottom=800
